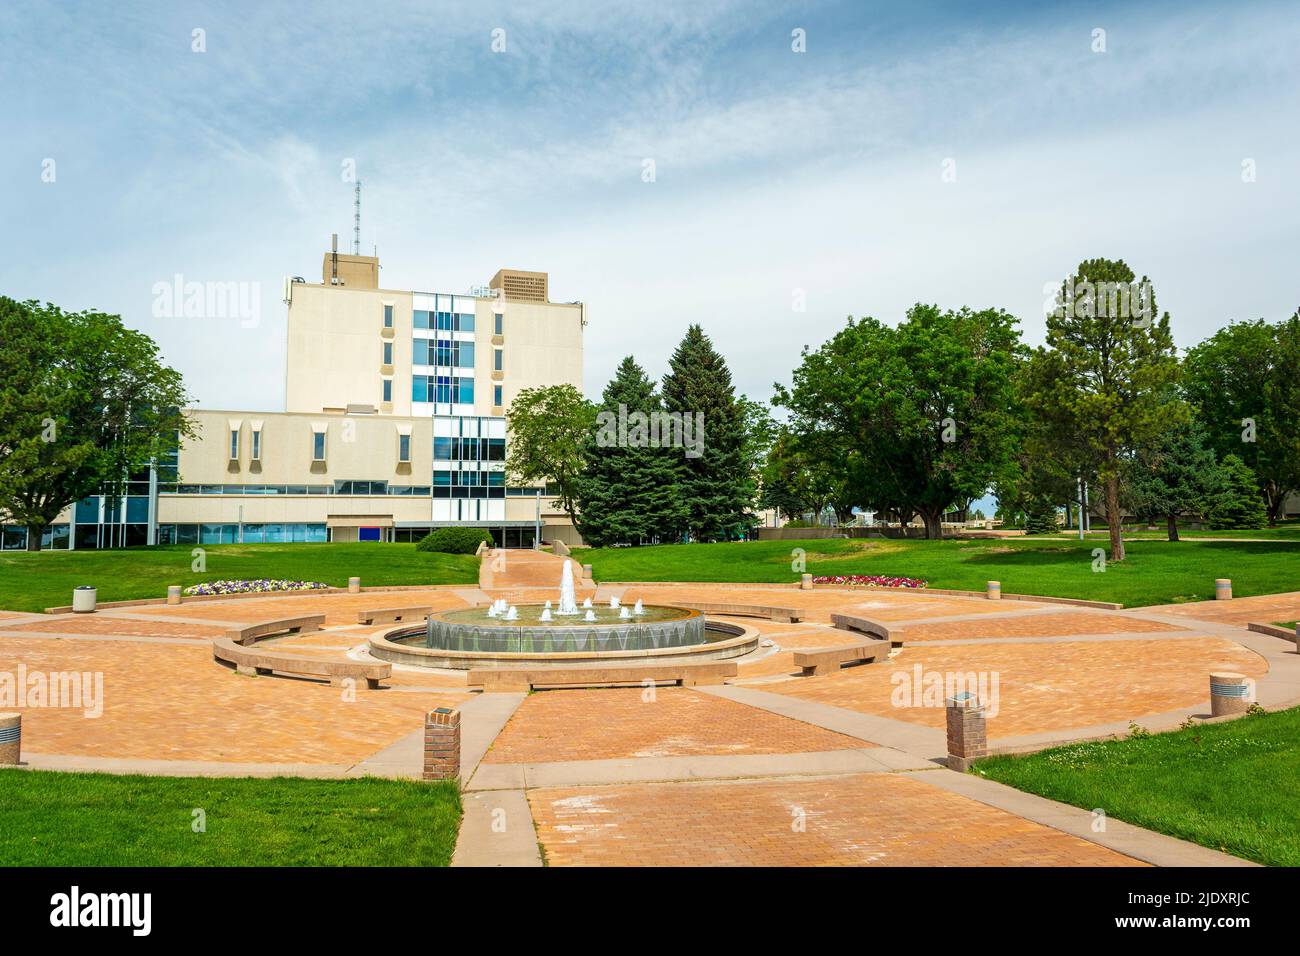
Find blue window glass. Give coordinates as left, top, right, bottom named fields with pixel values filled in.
left=126, top=496, right=149, bottom=523
left=436, top=376, right=452, bottom=403
left=436, top=311, right=452, bottom=331
left=412, top=375, right=427, bottom=402
left=493, top=349, right=503, bottom=371
left=494, top=313, right=503, bottom=335
left=458, top=342, right=475, bottom=368
left=383, top=341, right=393, bottom=365
left=383, top=379, right=392, bottom=402
left=493, top=384, right=503, bottom=406
left=312, top=432, right=326, bottom=460
left=414, top=310, right=430, bottom=330
left=383, top=305, right=393, bottom=328
left=458, top=312, right=475, bottom=332
left=398, top=433, right=411, bottom=462
left=433, top=471, right=451, bottom=485
left=75, top=497, right=99, bottom=523
left=458, top=378, right=474, bottom=404
left=436, top=340, right=452, bottom=366
left=434, top=437, right=452, bottom=460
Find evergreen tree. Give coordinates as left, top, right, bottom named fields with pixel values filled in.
left=661, top=325, right=753, bottom=541
left=1206, top=455, right=1268, bottom=530
left=1125, top=419, right=1219, bottom=541
left=1022, top=496, right=1059, bottom=534
left=576, top=357, right=686, bottom=546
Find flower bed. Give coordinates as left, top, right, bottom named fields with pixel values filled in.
left=183, top=579, right=331, bottom=597
left=811, top=574, right=927, bottom=589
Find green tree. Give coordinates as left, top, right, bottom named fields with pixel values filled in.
left=661, top=325, right=753, bottom=541
left=576, top=357, right=686, bottom=546
left=1023, top=259, right=1183, bottom=561
left=504, top=384, right=595, bottom=533
left=776, top=305, right=1023, bottom=538
left=0, top=298, right=191, bottom=550
left=1205, top=454, right=1269, bottom=530
left=1183, top=315, right=1300, bottom=524
left=1125, top=420, right=1219, bottom=541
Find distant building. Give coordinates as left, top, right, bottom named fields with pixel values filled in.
left=4, top=243, right=587, bottom=549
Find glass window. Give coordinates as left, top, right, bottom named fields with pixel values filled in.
left=434, top=437, right=452, bottom=460
left=414, top=310, right=430, bottom=330
left=494, top=313, right=503, bottom=335
left=383, top=342, right=393, bottom=365
left=458, top=312, right=475, bottom=332
left=251, top=430, right=261, bottom=460
left=312, top=431, right=326, bottom=461
left=75, top=497, right=99, bottom=523
left=398, top=433, right=411, bottom=463
left=436, top=311, right=452, bottom=331
left=383, top=304, right=394, bottom=328
left=493, top=349, right=503, bottom=371
left=382, top=379, right=392, bottom=402
left=229, top=429, right=239, bottom=459
left=458, top=342, right=475, bottom=368
left=412, top=375, right=428, bottom=402
left=493, top=385, right=503, bottom=406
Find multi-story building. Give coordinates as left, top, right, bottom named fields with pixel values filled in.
left=3, top=243, right=587, bottom=550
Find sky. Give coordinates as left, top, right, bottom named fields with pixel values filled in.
left=3, top=0, right=1298, bottom=428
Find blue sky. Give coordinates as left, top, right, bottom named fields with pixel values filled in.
left=2, top=0, right=1298, bottom=427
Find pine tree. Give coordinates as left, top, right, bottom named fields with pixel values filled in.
left=576, top=357, right=686, bottom=546
left=661, top=325, right=753, bottom=541
left=1126, top=419, right=1219, bottom=540
left=1206, top=455, right=1268, bottom=530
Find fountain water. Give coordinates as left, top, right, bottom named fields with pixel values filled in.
left=584, top=609, right=596, bottom=622
left=582, top=597, right=592, bottom=610
left=540, top=608, right=552, bottom=622
left=619, top=606, right=630, bottom=619
left=505, top=605, right=519, bottom=621
left=609, top=596, right=620, bottom=609
left=556, top=560, right=580, bottom=616
left=633, top=599, right=644, bottom=616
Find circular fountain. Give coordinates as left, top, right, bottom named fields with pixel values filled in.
left=369, top=559, right=759, bottom=670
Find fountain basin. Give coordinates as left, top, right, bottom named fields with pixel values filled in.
left=425, top=604, right=705, bottom=654
left=369, top=617, right=760, bottom=670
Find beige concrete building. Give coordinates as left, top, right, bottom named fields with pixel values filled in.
left=23, top=245, right=587, bottom=550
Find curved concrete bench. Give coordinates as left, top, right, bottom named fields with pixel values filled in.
left=213, top=638, right=390, bottom=689
left=467, top=660, right=736, bottom=692
left=356, top=606, right=432, bottom=625
left=225, top=615, right=325, bottom=646
left=678, top=602, right=802, bottom=624
left=793, top=640, right=890, bottom=676
left=830, top=613, right=903, bottom=645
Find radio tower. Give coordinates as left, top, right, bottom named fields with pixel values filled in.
left=352, top=181, right=362, bottom=255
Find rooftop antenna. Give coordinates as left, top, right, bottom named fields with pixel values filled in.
left=352, top=181, right=362, bottom=255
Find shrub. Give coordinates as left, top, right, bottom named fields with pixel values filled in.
left=415, top=527, right=494, bottom=554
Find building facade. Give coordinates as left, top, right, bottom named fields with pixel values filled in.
left=4, top=245, right=587, bottom=550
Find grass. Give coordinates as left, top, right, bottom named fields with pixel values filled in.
left=1051, top=522, right=1300, bottom=541
left=974, top=708, right=1300, bottom=867
left=0, top=542, right=480, bottom=612
left=574, top=537, right=1300, bottom=607
left=0, top=770, right=461, bottom=865
left=1276, top=621, right=1297, bottom=630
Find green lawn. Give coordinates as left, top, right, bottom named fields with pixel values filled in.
left=1276, top=621, right=1297, bottom=630
left=974, top=708, right=1300, bottom=867
left=575, top=537, right=1300, bottom=607
left=1050, top=522, right=1300, bottom=541
left=0, top=543, right=479, bottom=612
left=0, top=771, right=461, bottom=865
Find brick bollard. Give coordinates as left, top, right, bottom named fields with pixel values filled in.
left=1215, top=578, right=1233, bottom=601
left=582, top=563, right=594, bottom=579
left=801, top=573, right=813, bottom=590
left=348, top=576, right=361, bottom=594
left=1209, top=672, right=1253, bottom=717
left=166, top=585, right=182, bottom=606
left=0, top=713, right=20, bottom=765
left=945, top=693, right=988, bottom=771
left=423, top=708, right=461, bottom=781
left=986, top=580, right=1001, bottom=601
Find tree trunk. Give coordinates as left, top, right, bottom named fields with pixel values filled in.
left=1105, top=477, right=1125, bottom=561
left=1166, top=514, right=1179, bottom=542
left=920, top=509, right=944, bottom=540
left=26, top=524, right=45, bottom=552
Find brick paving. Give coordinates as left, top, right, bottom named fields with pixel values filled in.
left=0, top=635, right=468, bottom=763
left=484, top=687, right=868, bottom=764
left=528, top=773, right=1145, bottom=866
left=899, top=611, right=1185, bottom=641
left=1148, top=591, right=1300, bottom=628
left=0, top=616, right=229, bottom=639
left=764, top=636, right=1268, bottom=738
